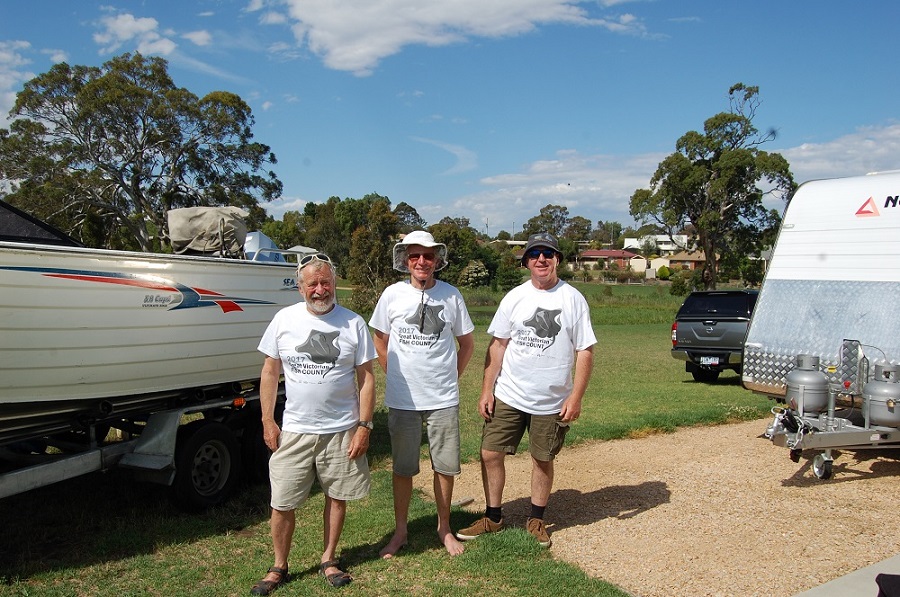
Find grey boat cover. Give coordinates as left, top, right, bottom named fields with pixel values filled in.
left=167, top=206, right=249, bottom=257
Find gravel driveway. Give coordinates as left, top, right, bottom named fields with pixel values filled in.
left=418, top=418, right=900, bottom=596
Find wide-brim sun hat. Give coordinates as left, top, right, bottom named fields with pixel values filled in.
left=393, top=230, right=448, bottom=272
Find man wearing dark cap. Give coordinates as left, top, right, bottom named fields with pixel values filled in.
left=456, top=232, right=596, bottom=548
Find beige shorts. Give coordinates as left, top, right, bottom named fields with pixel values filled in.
left=268, top=429, right=370, bottom=510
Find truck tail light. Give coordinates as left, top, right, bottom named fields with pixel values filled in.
left=671, top=322, right=677, bottom=347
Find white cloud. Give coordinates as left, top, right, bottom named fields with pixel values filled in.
left=42, top=49, right=69, bottom=63
left=94, top=13, right=169, bottom=54
left=262, top=195, right=311, bottom=220
left=260, top=11, right=288, bottom=25
left=781, top=123, right=900, bottom=183
left=137, top=36, right=177, bottom=56
left=280, top=0, right=650, bottom=75
left=0, top=41, right=34, bottom=127
left=410, top=136, right=478, bottom=174
left=427, top=149, right=662, bottom=231
left=183, top=30, right=213, bottom=46
left=245, top=0, right=267, bottom=12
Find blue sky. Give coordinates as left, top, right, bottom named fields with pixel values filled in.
left=2, top=1, right=899, bottom=237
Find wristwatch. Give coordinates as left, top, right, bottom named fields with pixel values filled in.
left=357, top=420, right=374, bottom=430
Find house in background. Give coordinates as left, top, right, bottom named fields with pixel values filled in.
left=666, top=250, right=709, bottom=270
left=579, top=249, right=638, bottom=270
left=623, top=234, right=691, bottom=256
left=629, top=255, right=648, bottom=272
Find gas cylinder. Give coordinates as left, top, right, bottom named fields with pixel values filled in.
left=785, top=355, right=829, bottom=415
left=864, top=364, right=900, bottom=427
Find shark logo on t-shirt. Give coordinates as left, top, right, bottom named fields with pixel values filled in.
left=405, top=304, right=445, bottom=337
left=294, top=330, right=340, bottom=378
left=523, top=307, right=561, bottom=350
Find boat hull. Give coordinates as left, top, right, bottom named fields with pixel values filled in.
left=0, top=241, right=299, bottom=407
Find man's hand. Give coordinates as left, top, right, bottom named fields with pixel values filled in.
left=559, top=396, right=582, bottom=423
left=262, top=420, right=281, bottom=452
left=478, top=391, right=495, bottom=421
left=348, top=427, right=370, bottom=459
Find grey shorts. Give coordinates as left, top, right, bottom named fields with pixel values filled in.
left=481, top=398, right=570, bottom=462
left=388, top=406, right=461, bottom=477
left=268, top=429, right=370, bottom=511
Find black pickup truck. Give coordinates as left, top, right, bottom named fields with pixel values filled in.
left=671, top=289, right=758, bottom=382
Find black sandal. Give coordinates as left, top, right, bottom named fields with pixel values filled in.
left=319, top=560, right=352, bottom=588
left=250, top=565, right=289, bottom=595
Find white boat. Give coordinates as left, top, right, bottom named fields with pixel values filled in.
left=0, top=202, right=301, bottom=443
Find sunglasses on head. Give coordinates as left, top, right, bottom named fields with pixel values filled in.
left=525, top=248, right=557, bottom=260
left=298, top=253, right=333, bottom=270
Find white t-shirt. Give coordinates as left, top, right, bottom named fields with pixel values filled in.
left=487, top=279, right=596, bottom=415
left=369, top=280, right=475, bottom=410
left=258, top=302, right=376, bottom=434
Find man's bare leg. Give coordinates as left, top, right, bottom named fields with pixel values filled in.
left=321, top=496, right=347, bottom=578
left=380, top=473, right=411, bottom=558
left=258, top=508, right=294, bottom=584
left=531, top=457, right=553, bottom=507
left=481, top=448, right=506, bottom=508
left=434, top=472, right=464, bottom=555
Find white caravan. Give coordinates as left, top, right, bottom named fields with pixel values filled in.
left=743, top=171, right=900, bottom=479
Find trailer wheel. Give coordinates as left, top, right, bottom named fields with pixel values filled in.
left=691, top=369, right=720, bottom=383
left=172, top=421, right=242, bottom=510
left=812, top=453, right=833, bottom=480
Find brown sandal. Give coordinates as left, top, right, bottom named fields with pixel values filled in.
left=250, top=565, right=289, bottom=595
left=319, top=560, right=352, bottom=588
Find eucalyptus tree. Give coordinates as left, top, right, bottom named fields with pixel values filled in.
left=629, top=83, right=794, bottom=289
left=524, top=204, right=569, bottom=238
left=393, top=201, right=427, bottom=232
left=0, top=52, right=281, bottom=251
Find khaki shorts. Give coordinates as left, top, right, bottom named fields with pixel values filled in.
left=268, top=429, right=370, bottom=511
left=481, top=399, right=570, bottom=462
left=388, top=406, right=461, bottom=477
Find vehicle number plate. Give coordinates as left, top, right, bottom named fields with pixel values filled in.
left=700, top=356, right=719, bottom=365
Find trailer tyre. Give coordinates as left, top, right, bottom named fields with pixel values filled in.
left=172, top=421, right=242, bottom=511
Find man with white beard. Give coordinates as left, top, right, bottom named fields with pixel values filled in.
left=252, top=254, right=376, bottom=594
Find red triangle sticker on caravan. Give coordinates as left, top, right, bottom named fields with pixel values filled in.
left=856, top=197, right=879, bottom=217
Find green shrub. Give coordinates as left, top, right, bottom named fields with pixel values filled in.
left=458, top=260, right=490, bottom=288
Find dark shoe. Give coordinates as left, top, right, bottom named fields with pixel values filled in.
left=526, top=517, right=552, bottom=548
left=250, top=566, right=289, bottom=595
left=320, top=560, right=352, bottom=588
left=455, top=516, right=504, bottom=541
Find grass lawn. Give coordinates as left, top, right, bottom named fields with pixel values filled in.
left=0, top=282, right=771, bottom=596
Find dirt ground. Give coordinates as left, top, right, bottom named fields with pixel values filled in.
left=414, top=418, right=900, bottom=597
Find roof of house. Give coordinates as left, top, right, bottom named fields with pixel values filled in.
left=581, top=249, right=638, bottom=259
left=668, top=250, right=709, bottom=262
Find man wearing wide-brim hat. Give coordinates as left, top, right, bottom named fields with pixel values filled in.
left=369, top=230, right=475, bottom=557
left=457, top=232, right=596, bottom=549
